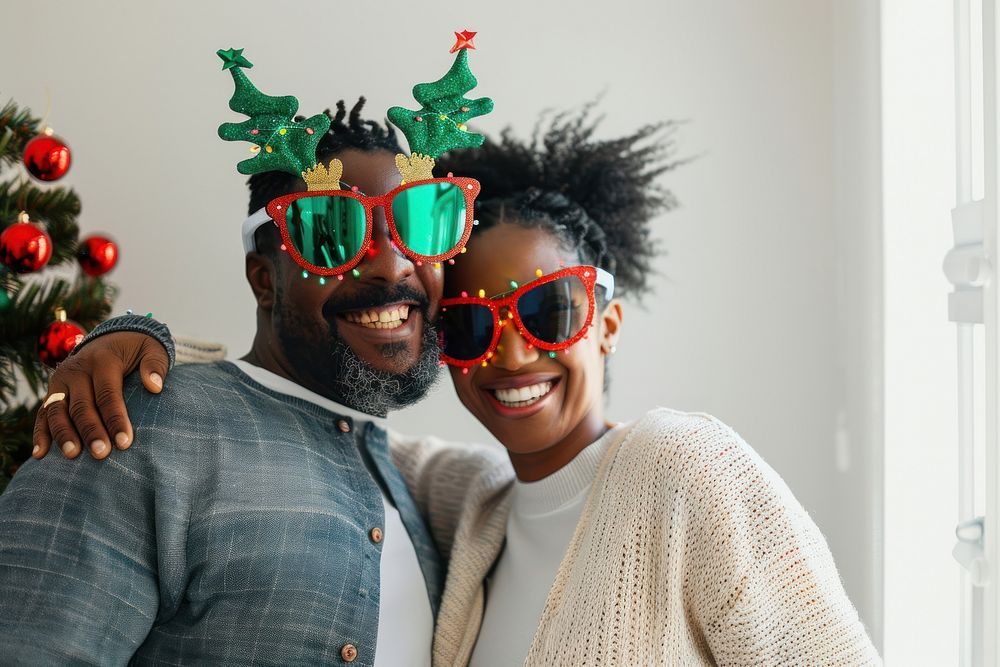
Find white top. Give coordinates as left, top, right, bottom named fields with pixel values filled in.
left=469, top=424, right=628, bottom=667
left=232, top=360, right=433, bottom=667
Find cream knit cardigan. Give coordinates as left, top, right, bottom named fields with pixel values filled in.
left=390, top=407, right=882, bottom=667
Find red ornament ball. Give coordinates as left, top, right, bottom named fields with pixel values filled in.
left=22, top=134, right=71, bottom=181
left=0, top=222, right=52, bottom=273
left=77, top=235, right=119, bottom=276
left=23, top=134, right=72, bottom=181
left=38, top=317, right=86, bottom=367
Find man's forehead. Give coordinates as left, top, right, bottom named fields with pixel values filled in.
left=336, top=149, right=399, bottom=196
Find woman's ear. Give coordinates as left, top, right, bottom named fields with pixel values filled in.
left=599, top=299, right=623, bottom=355
left=246, top=252, right=277, bottom=311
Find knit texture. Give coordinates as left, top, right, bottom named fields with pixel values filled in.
left=174, top=335, right=226, bottom=364
left=72, top=313, right=176, bottom=368
left=392, top=408, right=881, bottom=667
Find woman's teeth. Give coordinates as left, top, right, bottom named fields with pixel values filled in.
left=343, top=304, right=410, bottom=329
left=493, top=381, right=553, bottom=408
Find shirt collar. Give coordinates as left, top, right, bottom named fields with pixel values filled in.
left=511, top=422, right=629, bottom=518
left=231, top=359, right=388, bottom=430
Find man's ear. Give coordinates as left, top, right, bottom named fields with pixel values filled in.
left=246, top=252, right=277, bottom=311
left=599, top=299, right=623, bottom=355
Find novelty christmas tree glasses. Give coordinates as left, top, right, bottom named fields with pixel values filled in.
left=262, top=176, right=480, bottom=277
left=217, top=35, right=493, bottom=277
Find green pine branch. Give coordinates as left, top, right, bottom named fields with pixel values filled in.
left=0, top=401, right=37, bottom=492
left=0, top=98, right=42, bottom=169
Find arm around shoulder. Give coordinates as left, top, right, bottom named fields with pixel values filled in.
left=73, top=312, right=178, bottom=368
left=71, top=313, right=226, bottom=367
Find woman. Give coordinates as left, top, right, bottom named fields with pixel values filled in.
left=31, top=112, right=880, bottom=665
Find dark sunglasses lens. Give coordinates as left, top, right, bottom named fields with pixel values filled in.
left=440, top=303, right=494, bottom=361
left=391, top=182, right=467, bottom=258
left=285, top=196, right=367, bottom=269
left=516, top=276, right=590, bottom=345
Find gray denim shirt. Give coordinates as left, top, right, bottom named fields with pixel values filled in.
left=0, top=361, right=443, bottom=666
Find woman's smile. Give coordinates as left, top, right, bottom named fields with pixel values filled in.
left=478, top=373, right=562, bottom=415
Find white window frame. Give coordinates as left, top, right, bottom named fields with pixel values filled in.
left=948, top=2, right=1000, bottom=664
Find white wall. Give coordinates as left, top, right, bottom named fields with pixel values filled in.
left=1, top=0, right=883, bottom=645
left=832, top=0, right=885, bottom=649
left=881, top=1, right=960, bottom=663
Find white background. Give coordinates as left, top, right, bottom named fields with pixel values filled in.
left=881, top=0, right=959, bottom=664
left=2, top=0, right=886, bottom=650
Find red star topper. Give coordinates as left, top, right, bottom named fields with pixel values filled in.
left=450, top=30, right=477, bottom=53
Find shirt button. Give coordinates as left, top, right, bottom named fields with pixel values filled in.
left=341, top=643, right=358, bottom=662
left=337, top=419, right=351, bottom=433
left=369, top=527, right=383, bottom=544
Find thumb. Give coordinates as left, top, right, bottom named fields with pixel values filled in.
left=137, top=339, right=170, bottom=394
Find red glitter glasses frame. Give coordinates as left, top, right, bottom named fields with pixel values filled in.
left=264, top=176, right=480, bottom=277
left=438, top=265, right=616, bottom=368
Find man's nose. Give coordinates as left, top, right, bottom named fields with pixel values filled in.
left=490, top=315, right=540, bottom=371
left=356, top=205, right=414, bottom=284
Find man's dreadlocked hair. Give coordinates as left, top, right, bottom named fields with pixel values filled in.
left=248, top=97, right=401, bottom=257
left=437, top=106, right=683, bottom=301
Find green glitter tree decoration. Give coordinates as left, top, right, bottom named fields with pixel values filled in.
left=216, top=48, right=331, bottom=176
left=387, top=43, right=494, bottom=159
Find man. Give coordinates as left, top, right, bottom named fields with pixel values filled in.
left=0, top=101, right=486, bottom=665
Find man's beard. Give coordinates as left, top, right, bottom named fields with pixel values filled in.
left=319, top=320, right=441, bottom=417
left=273, top=282, right=442, bottom=418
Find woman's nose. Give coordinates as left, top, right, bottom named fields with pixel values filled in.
left=490, top=314, right=540, bottom=371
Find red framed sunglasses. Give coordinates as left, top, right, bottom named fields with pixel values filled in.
left=247, top=176, right=480, bottom=277
left=438, top=265, right=616, bottom=368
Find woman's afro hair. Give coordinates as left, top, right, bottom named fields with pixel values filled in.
left=436, top=105, right=685, bottom=299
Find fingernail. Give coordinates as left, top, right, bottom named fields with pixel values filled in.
left=91, top=440, right=109, bottom=457
left=61, top=442, right=77, bottom=457
left=115, top=432, right=130, bottom=448
left=149, top=373, right=163, bottom=389
left=32, top=444, right=40, bottom=457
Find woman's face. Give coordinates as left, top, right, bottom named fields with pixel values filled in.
left=445, top=223, right=620, bottom=455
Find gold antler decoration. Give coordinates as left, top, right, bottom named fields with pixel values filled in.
left=395, top=153, right=436, bottom=184
left=302, top=158, right=344, bottom=191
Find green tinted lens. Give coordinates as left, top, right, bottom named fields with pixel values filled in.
left=285, top=195, right=367, bottom=269
left=391, top=182, right=467, bottom=257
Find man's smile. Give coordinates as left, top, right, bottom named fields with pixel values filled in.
left=341, top=303, right=411, bottom=330
left=335, top=302, right=424, bottom=343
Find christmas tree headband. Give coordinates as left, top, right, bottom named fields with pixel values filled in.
left=217, top=31, right=493, bottom=190
left=218, top=33, right=493, bottom=269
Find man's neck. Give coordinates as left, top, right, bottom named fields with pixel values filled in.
left=233, top=358, right=389, bottom=429
left=243, top=334, right=384, bottom=418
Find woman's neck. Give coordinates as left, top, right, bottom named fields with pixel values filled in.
left=506, top=412, right=614, bottom=482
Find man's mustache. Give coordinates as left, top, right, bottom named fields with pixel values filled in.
left=321, top=284, right=431, bottom=320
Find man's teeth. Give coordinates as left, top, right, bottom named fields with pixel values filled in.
left=493, top=381, right=553, bottom=408
left=343, top=304, right=410, bottom=329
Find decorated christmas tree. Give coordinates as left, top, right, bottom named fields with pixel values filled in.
left=387, top=30, right=494, bottom=159
left=0, top=99, right=118, bottom=491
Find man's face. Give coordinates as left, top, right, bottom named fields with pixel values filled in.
left=264, top=148, right=444, bottom=414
